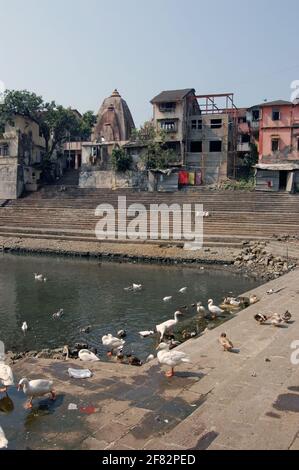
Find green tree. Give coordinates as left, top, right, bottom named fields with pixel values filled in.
left=131, top=121, right=178, bottom=170
left=78, top=111, right=96, bottom=141
left=111, top=147, right=132, bottom=172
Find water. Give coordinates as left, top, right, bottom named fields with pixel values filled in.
left=0, top=253, right=261, bottom=360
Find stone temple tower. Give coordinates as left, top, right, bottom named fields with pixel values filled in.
left=92, top=89, right=135, bottom=143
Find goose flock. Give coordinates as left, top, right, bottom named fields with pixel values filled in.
left=1, top=268, right=293, bottom=449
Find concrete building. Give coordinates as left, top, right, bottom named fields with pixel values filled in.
left=150, top=90, right=238, bottom=185
left=150, top=88, right=200, bottom=163
left=0, top=114, right=46, bottom=199
left=254, top=100, right=299, bottom=192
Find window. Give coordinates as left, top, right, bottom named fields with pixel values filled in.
left=191, top=120, right=202, bottom=130
left=272, top=110, right=280, bottom=121
left=160, top=120, right=176, bottom=132
left=159, top=102, right=176, bottom=113
left=39, top=127, right=43, bottom=137
left=238, top=116, right=247, bottom=124
left=241, top=134, right=250, bottom=144
left=271, top=138, right=279, bottom=152
left=190, top=141, right=202, bottom=153
left=210, top=141, right=222, bottom=152
left=297, top=139, right=299, bottom=151
left=252, top=110, right=260, bottom=121
left=211, top=119, right=222, bottom=129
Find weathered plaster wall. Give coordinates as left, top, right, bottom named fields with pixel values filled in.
left=79, top=170, right=148, bottom=190
left=0, top=159, right=23, bottom=199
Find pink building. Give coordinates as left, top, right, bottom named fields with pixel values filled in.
left=254, top=100, right=299, bottom=192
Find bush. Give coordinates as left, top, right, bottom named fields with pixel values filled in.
left=219, top=178, right=255, bottom=191
left=111, top=148, right=132, bottom=172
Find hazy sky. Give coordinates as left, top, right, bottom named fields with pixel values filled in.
left=1, top=0, right=299, bottom=125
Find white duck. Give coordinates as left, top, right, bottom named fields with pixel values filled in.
left=179, top=287, right=187, bottom=294
left=78, top=349, right=100, bottom=362
left=163, top=296, right=173, bottom=302
left=196, top=302, right=206, bottom=316
left=0, top=349, right=14, bottom=394
left=34, top=273, right=44, bottom=281
left=102, top=334, right=125, bottom=356
left=21, top=322, right=28, bottom=333
left=0, top=425, right=8, bottom=449
left=18, top=378, right=56, bottom=409
left=208, top=299, right=224, bottom=318
left=52, top=308, right=64, bottom=319
left=156, top=311, right=183, bottom=340
left=132, top=283, right=143, bottom=292
left=225, top=297, right=241, bottom=307
left=139, top=330, right=155, bottom=338
left=157, top=343, right=190, bottom=377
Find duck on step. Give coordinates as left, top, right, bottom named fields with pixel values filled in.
left=18, top=378, right=56, bottom=409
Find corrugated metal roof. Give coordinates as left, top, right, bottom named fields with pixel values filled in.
left=151, top=89, right=195, bottom=104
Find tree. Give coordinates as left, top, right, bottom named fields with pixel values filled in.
left=0, top=89, right=95, bottom=159
left=131, top=121, right=178, bottom=170
left=78, top=111, right=96, bottom=141
left=111, top=147, right=132, bottom=172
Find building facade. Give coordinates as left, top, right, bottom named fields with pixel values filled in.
left=254, top=100, right=299, bottom=191
left=0, top=114, right=46, bottom=199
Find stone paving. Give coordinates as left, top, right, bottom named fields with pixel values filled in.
left=4, top=268, right=299, bottom=450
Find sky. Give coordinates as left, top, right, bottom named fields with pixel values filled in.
left=1, top=0, right=299, bottom=126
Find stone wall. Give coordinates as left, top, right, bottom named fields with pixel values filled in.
left=0, top=159, right=23, bottom=199
left=79, top=169, right=148, bottom=190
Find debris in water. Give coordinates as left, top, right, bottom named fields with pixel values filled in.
left=80, top=405, right=96, bottom=415
left=68, top=368, right=93, bottom=379
left=68, top=403, right=78, bottom=411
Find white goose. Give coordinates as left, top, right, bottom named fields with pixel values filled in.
left=78, top=349, right=100, bottom=362
left=21, top=322, right=28, bottom=333
left=208, top=299, right=224, bottom=318
left=0, top=425, right=8, bottom=449
left=102, top=334, right=125, bottom=356
left=18, top=378, right=56, bottom=409
left=156, top=311, right=183, bottom=340
left=34, top=273, right=44, bottom=281
left=163, top=296, right=173, bottom=302
left=0, top=349, right=14, bottom=394
left=157, top=343, right=191, bottom=377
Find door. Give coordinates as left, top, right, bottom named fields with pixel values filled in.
left=279, top=171, right=288, bottom=190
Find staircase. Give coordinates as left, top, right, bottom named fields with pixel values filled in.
left=0, top=188, right=298, bottom=247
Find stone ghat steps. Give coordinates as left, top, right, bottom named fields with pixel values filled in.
left=19, top=188, right=299, bottom=202
left=0, top=222, right=297, bottom=239
left=1, top=189, right=298, bottom=245
left=0, top=229, right=245, bottom=248
left=0, top=209, right=298, bottom=228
